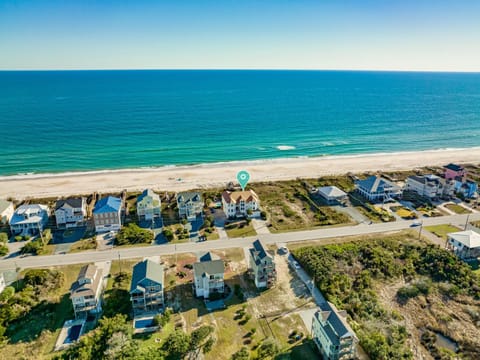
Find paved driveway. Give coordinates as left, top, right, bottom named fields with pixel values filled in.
left=189, top=215, right=204, bottom=242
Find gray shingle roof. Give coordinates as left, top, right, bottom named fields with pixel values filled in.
left=315, top=301, right=356, bottom=345
left=130, top=260, right=164, bottom=293
left=177, top=192, right=202, bottom=205
left=356, top=176, right=399, bottom=193
left=55, top=197, right=83, bottom=210
left=193, top=259, right=224, bottom=277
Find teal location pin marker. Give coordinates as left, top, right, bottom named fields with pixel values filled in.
left=237, top=170, right=250, bottom=191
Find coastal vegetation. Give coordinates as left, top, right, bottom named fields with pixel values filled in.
left=115, top=223, right=154, bottom=246
left=292, top=233, right=480, bottom=359
left=253, top=180, right=352, bottom=232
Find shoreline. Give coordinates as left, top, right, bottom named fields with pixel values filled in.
left=1, top=147, right=480, bottom=199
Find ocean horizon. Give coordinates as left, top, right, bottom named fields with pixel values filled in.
left=1, top=70, right=480, bottom=176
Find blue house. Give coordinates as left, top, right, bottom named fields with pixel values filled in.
left=93, top=196, right=123, bottom=233
left=454, top=179, right=478, bottom=199
left=130, top=259, right=164, bottom=314
left=355, top=176, right=401, bottom=202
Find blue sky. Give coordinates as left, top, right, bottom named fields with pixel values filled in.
left=0, top=0, right=479, bottom=71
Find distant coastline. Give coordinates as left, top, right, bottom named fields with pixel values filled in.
left=1, top=147, right=480, bottom=200
left=1, top=146, right=479, bottom=181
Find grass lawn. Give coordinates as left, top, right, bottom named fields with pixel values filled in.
left=206, top=231, right=220, bottom=240
left=445, top=203, right=472, bottom=214
left=225, top=223, right=257, bottom=238
left=38, top=244, right=56, bottom=255
left=68, top=237, right=97, bottom=253
left=424, top=224, right=462, bottom=240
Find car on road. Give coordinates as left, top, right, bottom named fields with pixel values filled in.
left=410, top=220, right=422, bottom=227
left=291, top=260, right=301, bottom=270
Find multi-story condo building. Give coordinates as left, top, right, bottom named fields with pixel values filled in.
left=249, top=239, right=276, bottom=288
left=137, top=189, right=161, bottom=221
left=312, top=301, right=358, bottom=360
left=404, top=174, right=455, bottom=199
left=55, top=197, right=87, bottom=229
left=222, top=190, right=260, bottom=219
left=130, top=259, right=164, bottom=314
left=176, top=192, right=203, bottom=221
left=10, top=204, right=50, bottom=236
left=193, top=252, right=225, bottom=299
left=70, top=264, right=104, bottom=319
left=93, top=196, right=123, bottom=233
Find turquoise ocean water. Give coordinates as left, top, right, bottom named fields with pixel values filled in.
left=1, top=70, right=479, bottom=176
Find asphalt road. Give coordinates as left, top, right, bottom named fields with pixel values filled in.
left=1, top=212, right=478, bottom=271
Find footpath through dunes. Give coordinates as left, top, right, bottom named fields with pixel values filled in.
left=2, top=147, right=480, bottom=199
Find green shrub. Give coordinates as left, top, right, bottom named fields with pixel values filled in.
left=0, top=244, right=8, bottom=256
left=163, top=229, right=174, bottom=241
left=116, top=223, right=153, bottom=245
left=0, top=233, right=8, bottom=243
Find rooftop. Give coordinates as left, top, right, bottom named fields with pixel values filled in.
left=317, top=186, right=347, bottom=198
left=448, top=230, right=480, bottom=249
left=55, top=197, right=84, bottom=211
left=356, top=175, right=400, bottom=193
left=177, top=192, right=202, bottom=204
left=70, top=264, right=102, bottom=298
left=93, top=196, right=122, bottom=214
left=444, top=163, right=464, bottom=172
left=193, top=259, right=225, bottom=277
left=222, top=190, right=259, bottom=204
left=137, top=189, right=160, bottom=203
left=315, top=301, right=357, bottom=345
left=130, top=259, right=164, bottom=293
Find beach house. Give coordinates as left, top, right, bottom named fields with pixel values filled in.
left=130, top=260, right=164, bottom=314
left=0, top=199, right=14, bottom=224
left=136, top=189, right=161, bottom=221
left=444, top=163, right=466, bottom=182
left=93, top=196, right=123, bottom=233
left=176, top=192, right=203, bottom=221
left=222, top=190, right=260, bottom=218
left=312, top=301, right=358, bottom=360
left=70, top=264, right=104, bottom=319
left=454, top=179, right=478, bottom=199
left=317, top=186, right=348, bottom=204
left=355, top=176, right=401, bottom=202
left=193, top=252, right=225, bottom=299
left=249, top=239, right=276, bottom=288
left=55, top=197, right=87, bottom=229
left=404, top=174, right=455, bottom=199
left=10, top=204, right=50, bottom=236
left=446, top=230, right=480, bottom=260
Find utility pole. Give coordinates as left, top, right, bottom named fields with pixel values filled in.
left=118, top=252, right=122, bottom=274
left=418, top=221, right=423, bottom=240
left=464, top=213, right=470, bottom=230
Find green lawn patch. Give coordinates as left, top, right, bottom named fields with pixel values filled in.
left=225, top=222, right=257, bottom=238
left=68, top=237, right=97, bottom=253
left=445, top=203, right=471, bottom=214
left=424, top=224, right=462, bottom=240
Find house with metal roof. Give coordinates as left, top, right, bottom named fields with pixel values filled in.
left=130, top=259, right=164, bottom=314
left=55, top=197, right=87, bottom=229
left=355, top=175, right=401, bottom=202
left=10, top=204, right=50, bottom=236
left=222, top=190, right=260, bottom=218
left=404, top=174, right=455, bottom=199
left=176, top=192, right=203, bottom=221
left=249, top=239, right=276, bottom=288
left=447, top=230, right=480, bottom=260
left=317, top=186, right=348, bottom=204
left=312, top=301, right=358, bottom=360
left=70, top=264, right=104, bottom=319
left=93, top=196, right=123, bottom=233
left=193, top=252, right=225, bottom=299
left=137, top=189, right=161, bottom=221
left=0, top=199, right=14, bottom=225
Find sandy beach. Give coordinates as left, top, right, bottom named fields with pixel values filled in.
left=1, top=148, right=480, bottom=200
